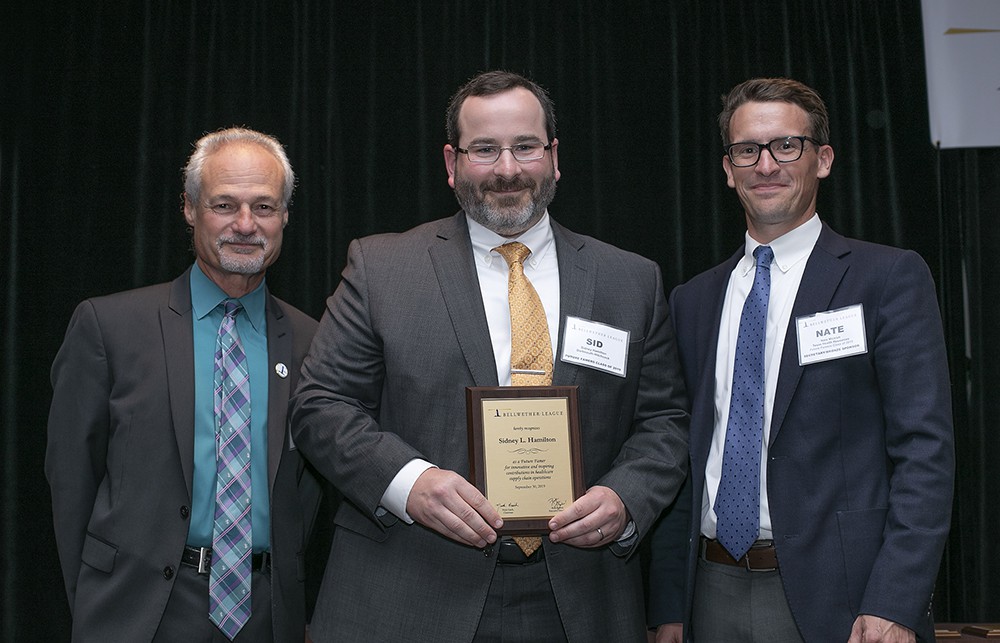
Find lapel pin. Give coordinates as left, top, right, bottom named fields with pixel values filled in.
left=275, top=363, right=288, bottom=378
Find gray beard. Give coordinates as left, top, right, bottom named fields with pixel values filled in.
left=455, top=173, right=557, bottom=237
left=217, top=235, right=268, bottom=275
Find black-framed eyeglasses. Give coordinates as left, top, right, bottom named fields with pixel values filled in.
left=725, top=136, right=824, bottom=167
left=455, top=142, right=552, bottom=164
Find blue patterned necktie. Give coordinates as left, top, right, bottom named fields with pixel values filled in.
left=715, top=245, right=773, bottom=561
left=210, top=300, right=252, bottom=640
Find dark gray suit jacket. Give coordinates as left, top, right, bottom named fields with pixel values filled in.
left=648, top=224, right=954, bottom=642
left=46, top=268, right=320, bottom=642
left=290, top=213, right=689, bottom=642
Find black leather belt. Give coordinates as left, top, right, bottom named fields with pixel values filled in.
left=181, top=546, right=271, bottom=575
left=700, top=537, right=778, bottom=571
left=496, top=537, right=545, bottom=565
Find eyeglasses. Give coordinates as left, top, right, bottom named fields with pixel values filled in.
left=455, top=142, right=552, bottom=164
left=725, top=136, right=824, bottom=167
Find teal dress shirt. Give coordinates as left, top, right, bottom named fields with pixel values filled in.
left=187, top=263, right=271, bottom=552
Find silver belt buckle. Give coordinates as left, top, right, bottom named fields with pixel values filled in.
left=196, top=547, right=212, bottom=575
left=745, top=541, right=776, bottom=572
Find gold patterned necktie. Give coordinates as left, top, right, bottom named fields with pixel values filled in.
left=494, top=242, right=553, bottom=387
left=494, top=241, right=551, bottom=557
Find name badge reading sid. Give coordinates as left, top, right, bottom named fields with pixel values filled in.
left=559, top=316, right=630, bottom=377
left=795, top=304, right=868, bottom=366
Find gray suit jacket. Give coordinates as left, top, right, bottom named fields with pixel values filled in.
left=290, top=213, right=689, bottom=642
left=46, top=268, right=320, bottom=642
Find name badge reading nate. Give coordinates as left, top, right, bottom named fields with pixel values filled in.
left=560, top=316, right=630, bottom=377
left=796, top=304, right=868, bottom=366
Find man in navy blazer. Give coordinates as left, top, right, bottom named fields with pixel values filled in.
left=46, top=128, right=319, bottom=641
left=648, top=78, right=954, bottom=643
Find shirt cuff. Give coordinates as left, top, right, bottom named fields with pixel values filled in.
left=379, top=459, right=436, bottom=524
left=617, top=519, right=637, bottom=544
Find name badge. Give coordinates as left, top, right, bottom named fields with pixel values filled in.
left=560, top=316, right=630, bottom=377
left=795, top=304, right=868, bottom=366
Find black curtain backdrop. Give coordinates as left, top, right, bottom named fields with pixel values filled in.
left=2, top=2, right=997, bottom=639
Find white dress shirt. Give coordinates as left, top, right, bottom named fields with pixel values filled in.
left=701, top=214, right=822, bottom=540
left=380, top=213, right=560, bottom=522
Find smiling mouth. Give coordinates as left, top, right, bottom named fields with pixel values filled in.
left=751, top=183, right=787, bottom=194
left=485, top=178, right=533, bottom=194
left=220, top=239, right=265, bottom=254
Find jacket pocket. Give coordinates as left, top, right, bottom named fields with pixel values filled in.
left=80, top=532, right=118, bottom=574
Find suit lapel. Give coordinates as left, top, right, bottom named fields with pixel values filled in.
left=689, top=252, right=740, bottom=466
left=265, top=292, right=289, bottom=493
left=162, top=270, right=196, bottom=497
left=550, top=220, right=596, bottom=386
left=769, top=224, right=851, bottom=443
left=428, top=213, right=500, bottom=387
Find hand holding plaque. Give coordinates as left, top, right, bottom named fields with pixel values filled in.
left=466, top=386, right=585, bottom=535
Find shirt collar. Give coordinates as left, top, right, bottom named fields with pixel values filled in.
left=466, top=211, right=555, bottom=269
left=741, top=213, right=822, bottom=276
left=190, top=262, right=267, bottom=332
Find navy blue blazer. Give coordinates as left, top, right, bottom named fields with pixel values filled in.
left=649, top=223, right=954, bottom=642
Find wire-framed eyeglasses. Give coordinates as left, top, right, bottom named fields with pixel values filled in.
left=455, top=142, right=552, bottom=164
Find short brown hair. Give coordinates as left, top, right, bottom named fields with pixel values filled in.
left=718, top=77, right=830, bottom=146
left=445, top=71, right=557, bottom=147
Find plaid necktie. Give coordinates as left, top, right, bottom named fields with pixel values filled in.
left=209, top=300, right=253, bottom=639
left=715, top=245, right=773, bottom=561
left=494, top=242, right=552, bottom=557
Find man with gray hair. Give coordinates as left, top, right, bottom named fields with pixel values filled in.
left=47, top=127, right=320, bottom=641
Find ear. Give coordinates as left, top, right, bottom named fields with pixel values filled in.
left=183, top=193, right=197, bottom=227
left=444, top=144, right=458, bottom=189
left=549, top=138, right=560, bottom=182
left=816, top=144, right=835, bottom=179
left=722, top=155, right=736, bottom=189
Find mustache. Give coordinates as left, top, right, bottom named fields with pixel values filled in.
left=218, top=234, right=265, bottom=247
left=482, top=177, right=536, bottom=192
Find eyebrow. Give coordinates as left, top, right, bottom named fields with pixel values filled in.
left=204, top=193, right=281, bottom=203
left=730, top=135, right=807, bottom=144
left=465, top=134, right=546, bottom=146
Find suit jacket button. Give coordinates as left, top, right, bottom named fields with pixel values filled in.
left=163, top=566, right=174, bottom=580
left=180, top=506, right=190, bottom=519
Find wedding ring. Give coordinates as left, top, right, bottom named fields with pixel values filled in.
left=597, top=527, right=605, bottom=539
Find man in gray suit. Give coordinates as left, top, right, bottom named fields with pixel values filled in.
left=290, top=71, right=689, bottom=642
left=46, top=127, right=319, bottom=642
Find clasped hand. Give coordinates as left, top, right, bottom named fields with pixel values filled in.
left=407, top=469, right=627, bottom=549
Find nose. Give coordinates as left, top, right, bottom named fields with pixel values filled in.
left=233, top=204, right=257, bottom=234
left=755, top=148, right=780, bottom=175
left=492, top=148, right=523, bottom=179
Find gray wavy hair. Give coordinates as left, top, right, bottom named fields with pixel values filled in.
left=183, top=127, right=295, bottom=206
